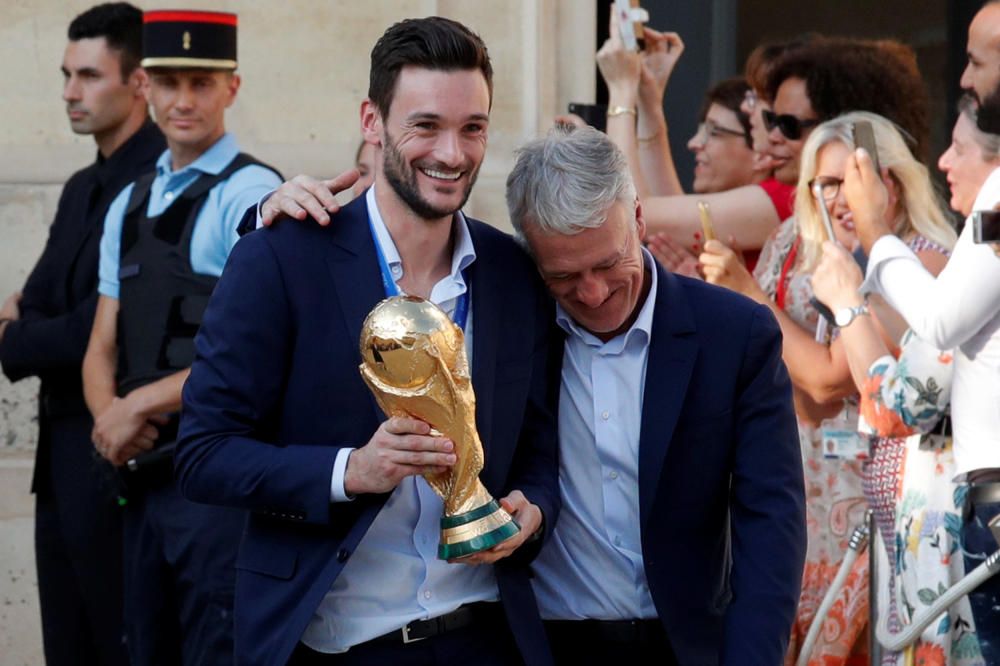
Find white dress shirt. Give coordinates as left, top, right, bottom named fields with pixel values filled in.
left=301, top=186, right=497, bottom=653
left=861, top=167, right=1000, bottom=475
left=531, top=248, right=658, bottom=620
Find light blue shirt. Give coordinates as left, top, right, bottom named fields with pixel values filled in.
left=98, top=133, right=281, bottom=298
left=531, top=248, right=659, bottom=621
left=303, top=186, right=496, bottom=653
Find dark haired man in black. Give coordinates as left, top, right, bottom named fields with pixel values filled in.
left=177, top=16, right=559, bottom=666
left=0, top=4, right=163, bottom=665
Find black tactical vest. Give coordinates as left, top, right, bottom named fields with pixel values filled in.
left=115, top=153, right=278, bottom=397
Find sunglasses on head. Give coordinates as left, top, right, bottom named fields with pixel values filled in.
left=762, top=109, right=821, bottom=140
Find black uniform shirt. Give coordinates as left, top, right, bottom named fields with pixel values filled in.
left=0, top=121, right=165, bottom=409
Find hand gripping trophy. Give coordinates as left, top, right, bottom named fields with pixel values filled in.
left=359, top=295, right=520, bottom=559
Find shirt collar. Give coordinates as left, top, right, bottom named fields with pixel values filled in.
left=95, top=121, right=160, bottom=187
left=364, top=185, right=477, bottom=286
left=556, top=247, right=658, bottom=354
left=156, top=132, right=239, bottom=178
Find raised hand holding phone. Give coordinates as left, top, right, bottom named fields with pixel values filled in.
left=614, top=0, right=649, bottom=52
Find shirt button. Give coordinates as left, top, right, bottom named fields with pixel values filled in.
left=601, top=410, right=610, bottom=420
left=391, top=265, right=402, bottom=277
left=164, top=191, right=175, bottom=201
left=613, top=535, right=622, bottom=546
left=423, top=590, right=432, bottom=600
left=609, top=471, right=618, bottom=480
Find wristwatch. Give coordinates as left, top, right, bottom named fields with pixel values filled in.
left=834, top=303, right=869, bottom=328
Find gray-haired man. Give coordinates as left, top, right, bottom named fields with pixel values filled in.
left=505, top=126, right=804, bottom=665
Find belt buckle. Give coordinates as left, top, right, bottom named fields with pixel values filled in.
left=401, top=624, right=426, bottom=644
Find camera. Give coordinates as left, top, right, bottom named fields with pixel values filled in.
left=566, top=103, right=608, bottom=133
left=972, top=209, right=1000, bottom=244
left=852, top=120, right=882, bottom=174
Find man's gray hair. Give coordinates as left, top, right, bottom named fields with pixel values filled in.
left=959, top=93, right=1000, bottom=160
left=505, top=125, right=637, bottom=249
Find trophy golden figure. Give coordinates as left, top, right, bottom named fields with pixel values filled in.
left=359, top=295, right=520, bottom=559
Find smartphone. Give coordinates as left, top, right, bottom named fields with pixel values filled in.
left=567, top=103, right=608, bottom=133
left=852, top=120, right=882, bottom=175
left=973, top=209, right=1000, bottom=243
left=614, top=0, right=647, bottom=51
left=812, top=180, right=838, bottom=242
left=696, top=201, right=716, bottom=242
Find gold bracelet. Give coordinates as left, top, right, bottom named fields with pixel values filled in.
left=606, top=105, right=637, bottom=118
left=637, top=129, right=662, bottom=143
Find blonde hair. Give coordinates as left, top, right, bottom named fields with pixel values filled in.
left=794, top=111, right=956, bottom=273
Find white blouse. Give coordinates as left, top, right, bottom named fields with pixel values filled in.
left=862, top=167, right=1000, bottom=475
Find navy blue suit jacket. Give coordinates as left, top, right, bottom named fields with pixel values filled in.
left=176, top=195, right=561, bottom=666
left=633, top=265, right=805, bottom=664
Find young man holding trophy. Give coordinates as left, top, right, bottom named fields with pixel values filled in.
left=176, top=16, right=560, bottom=666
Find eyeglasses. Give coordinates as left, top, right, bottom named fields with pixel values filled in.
left=692, top=120, right=748, bottom=147
left=743, top=89, right=758, bottom=111
left=762, top=109, right=821, bottom=140
left=808, top=176, right=844, bottom=202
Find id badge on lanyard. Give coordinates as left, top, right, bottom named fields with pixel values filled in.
left=821, top=416, right=870, bottom=460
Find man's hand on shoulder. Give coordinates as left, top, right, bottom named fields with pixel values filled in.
left=450, top=490, right=543, bottom=565
left=261, top=169, right=360, bottom=227
left=343, top=416, right=456, bottom=495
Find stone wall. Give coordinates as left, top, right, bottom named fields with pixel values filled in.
left=0, top=2, right=595, bottom=662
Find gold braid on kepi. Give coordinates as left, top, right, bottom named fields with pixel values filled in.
left=359, top=295, right=519, bottom=559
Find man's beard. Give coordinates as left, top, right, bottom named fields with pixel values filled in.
left=382, top=130, right=479, bottom=221
left=978, top=85, right=1000, bottom=135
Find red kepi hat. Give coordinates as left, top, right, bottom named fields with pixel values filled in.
left=141, top=10, right=238, bottom=70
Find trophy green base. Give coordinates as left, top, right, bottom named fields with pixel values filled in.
left=438, top=499, right=520, bottom=559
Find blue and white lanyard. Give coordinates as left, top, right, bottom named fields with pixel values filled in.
left=369, top=216, right=470, bottom=330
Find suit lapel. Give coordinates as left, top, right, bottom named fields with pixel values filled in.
left=466, top=221, right=500, bottom=474
left=61, top=171, right=106, bottom=283
left=325, top=196, right=387, bottom=422
left=638, top=267, right=699, bottom=529
left=67, top=124, right=165, bottom=276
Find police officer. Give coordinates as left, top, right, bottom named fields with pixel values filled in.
left=81, top=9, right=281, bottom=664
left=0, top=5, right=163, bottom=664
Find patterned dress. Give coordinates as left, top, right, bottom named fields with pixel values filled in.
left=860, top=329, right=983, bottom=665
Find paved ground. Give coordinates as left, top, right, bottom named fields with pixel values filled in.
left=0, top=453, right=42, bottom=666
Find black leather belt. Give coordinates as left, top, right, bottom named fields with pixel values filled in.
left=370, top=602, right=499, bottom=645
left=969, top=481, right=1000, bottom=506
left=544, top=618, right=664, bottom=644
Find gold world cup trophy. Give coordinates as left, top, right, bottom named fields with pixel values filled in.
left=359, top=295, right=520, bottom=559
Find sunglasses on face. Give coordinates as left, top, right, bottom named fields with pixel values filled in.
left=762, top=109, right=821, bottom=140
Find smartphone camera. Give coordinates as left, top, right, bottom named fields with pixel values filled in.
left=973, top=209, right=1000, bottom=244
left=567, top=103, right=608, bottom=133
left=852, top=121, right=881, bottom=175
